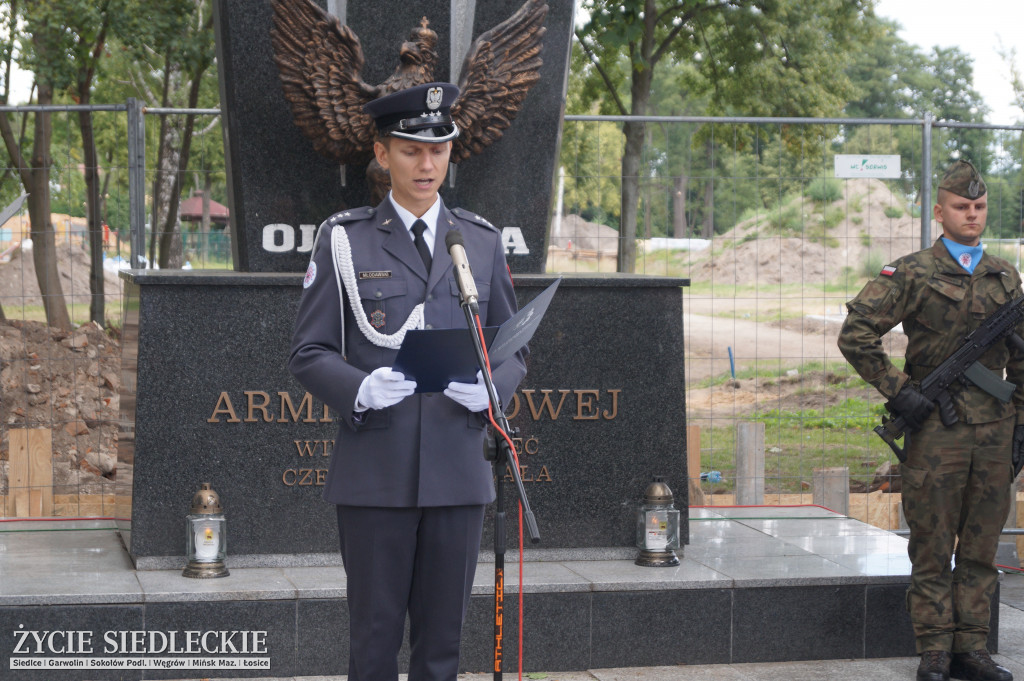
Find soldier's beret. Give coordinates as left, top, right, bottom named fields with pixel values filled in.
left=363, top=82, right=460, bottom=143
left=938, top=159, right=986, bottom=199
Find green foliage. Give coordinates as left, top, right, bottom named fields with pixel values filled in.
left=754, top=398, right=887, bottom=430
left=836, top=266, right=857, bottom=291
left=861, top=250, right=887, bottom=278
left=847, top=193, right=864, bottom=213
left=807, top=178, right=842, bottom=203
left=822, top=206, right=845, bottom=229
left=765, top=204, right=804, bottom=234
left=883, top=205, right=903, bottom=219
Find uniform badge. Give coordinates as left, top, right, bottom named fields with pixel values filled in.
left=426, top=86, right=443, bottom=110
left=303, top=261, right=317, bottom=288
left=880, top=265, right=896, bottom=277
left=369, top=309, right=386, bottom=329
left=958, top=253, right=972, bottom=269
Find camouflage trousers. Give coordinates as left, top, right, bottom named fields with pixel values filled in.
left=901, top=413, right=1014, bottom=653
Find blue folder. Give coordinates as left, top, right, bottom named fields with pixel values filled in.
left=393, top=278, right=561, bottom=393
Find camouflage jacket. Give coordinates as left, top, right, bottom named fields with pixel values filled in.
left=838, top=239, right=1024, bottom=424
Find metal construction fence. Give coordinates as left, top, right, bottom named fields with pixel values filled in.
left=1, top=103, right=1023, bottom=548
left=0, top=101, right=224, bottom=520
left=557, top=113, right=1024, bottom=544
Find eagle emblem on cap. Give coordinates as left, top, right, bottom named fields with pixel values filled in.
left=270, top=0, right=549, bottom=204
left=426, top=86, right=443, bottom=111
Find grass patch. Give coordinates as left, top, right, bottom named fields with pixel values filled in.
left=847, top=194, right=864, bottom=213
left=806, top=178, right=842, bottom=203
left=883, top=205, right=903, bottom=219
left=822, top=206, right=845, bottom=229
left=753, top=398, right=886, bottom=430
left=861, top=249, right=887, bottom=278
left=697, top=414, right=894, bottom=493
left=765, top=204, right=804, bottom=233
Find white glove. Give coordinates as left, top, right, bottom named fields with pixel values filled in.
left=356, top=367, right=416, bottom=410
left=444, top=370, right=490, bottom=412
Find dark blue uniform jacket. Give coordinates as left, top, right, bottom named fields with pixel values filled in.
left=289, top=198, right=527, bottom=507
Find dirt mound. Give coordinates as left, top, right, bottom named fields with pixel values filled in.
left=0, top=236, right=123, bottom=311
left=689, top=178, right=924, bottom=286
left=549, top=214, right=619, bottom=253
left=0, top=319, right=121, bottom=496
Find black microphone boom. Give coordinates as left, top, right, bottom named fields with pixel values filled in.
left=446, top=230, right=480, bottom=312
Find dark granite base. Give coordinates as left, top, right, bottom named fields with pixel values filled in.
left=3, top=579, right=991, bottom=679
left=119, top=272, right=690, bottom=566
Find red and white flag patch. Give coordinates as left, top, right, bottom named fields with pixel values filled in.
left=880, top=265, right=896, bottom=277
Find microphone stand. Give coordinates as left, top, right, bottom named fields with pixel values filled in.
left=457, top=300, right=539, bottom=681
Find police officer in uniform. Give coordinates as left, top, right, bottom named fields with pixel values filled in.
left=838, top=160, right=1021, bottom=681
left=289, top=82, right=527, bottom=681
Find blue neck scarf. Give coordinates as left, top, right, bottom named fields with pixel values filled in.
left=942, top=237, right=983, bottom=274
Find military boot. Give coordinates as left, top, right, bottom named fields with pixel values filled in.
left=950, top=650, right=1012, bottom=681
left=918, top=650, right=952, bottom=681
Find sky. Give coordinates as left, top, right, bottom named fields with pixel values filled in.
left=4, top=2, right=1023, bottom=126
left=873, top=0, right=1023, bottom=125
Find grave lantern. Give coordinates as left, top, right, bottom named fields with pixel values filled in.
left=635, top=476, right=680, bottom=567
left=183, top=482, right=229, bottom=578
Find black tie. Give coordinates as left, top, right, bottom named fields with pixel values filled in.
left=411, top=219, right=432, bottom=270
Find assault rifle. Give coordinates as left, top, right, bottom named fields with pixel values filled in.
left=875, top=293, right=1024, bottom=462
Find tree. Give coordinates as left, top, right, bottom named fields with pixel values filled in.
left=0, top=0, right=73, bottom=330
left=127, top=0, right=217, bottom=270
left=844, top=14, right=993, bottom=203
left=574, top=0, right=872, bottom=272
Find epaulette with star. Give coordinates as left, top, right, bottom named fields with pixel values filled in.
left=325, top=205, right=377, bottom=227
left=451, top=207, right=499, bottom=233
left=308, top=206, right=378, bottom=261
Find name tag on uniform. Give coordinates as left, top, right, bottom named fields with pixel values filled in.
left=359, top=270, right=392, bottom=279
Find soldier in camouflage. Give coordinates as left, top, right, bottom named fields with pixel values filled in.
left=838, top=160, right=1020, bottom=681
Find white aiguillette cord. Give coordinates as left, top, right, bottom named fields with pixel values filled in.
left=326, top=224, right=425, bottom=359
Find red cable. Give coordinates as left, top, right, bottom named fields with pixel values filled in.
left=474, top=313, right=525, bottom=680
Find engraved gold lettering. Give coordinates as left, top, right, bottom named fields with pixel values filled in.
left=244, top=391, right=273, bottom=422
left=603, top=389, right=621, bottom=420
left=278, top=391, right=315, bottom=423
left=208, top=392, right=241, bottom=423
left=505, top=393, right=520, bottom=420
left=502, top=464, right=552, bottom=482
left=294, top=440, right=318, bottom=457
left=524, top=437, right=539, bottom=455
left=521, top=389, right=571, bottom=420
left=281, top=468, right=328, bottom=486
left=574, top=389, right=600, bottom=420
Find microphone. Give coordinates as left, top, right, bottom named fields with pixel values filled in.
left=445, top=230, right=479, bottom=312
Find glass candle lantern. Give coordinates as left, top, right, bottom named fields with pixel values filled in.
left=183, top=482, right=229, bottom=578
left=635, top=476, right=680, bottom=567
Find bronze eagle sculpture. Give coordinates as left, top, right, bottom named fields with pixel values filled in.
left=270, top=0, right=548, bottom=202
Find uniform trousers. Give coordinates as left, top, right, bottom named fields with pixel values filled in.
left=335, top=504, right=486, bottom=681
left=901, top=414, right=1014, bottom=653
